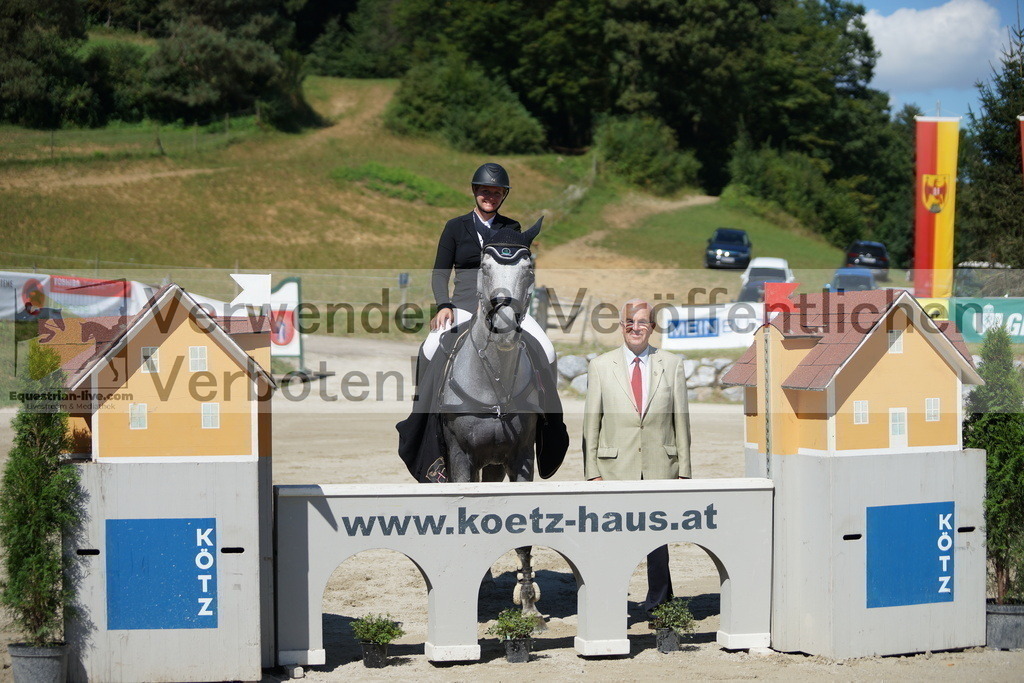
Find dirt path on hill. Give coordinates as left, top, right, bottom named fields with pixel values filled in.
left=0, top=166, right=226, bottom=191
left=537, top=193, right=720, bottom=345
left=541, top=193, right=717, bottom=272
left=0, top=82, right=394, bottom=194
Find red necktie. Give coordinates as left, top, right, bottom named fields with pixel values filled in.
left=632, top=357, right=643, bottom=413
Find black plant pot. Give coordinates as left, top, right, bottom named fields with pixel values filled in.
left=655, top=627, right=680, bottom=653
left=360, top=641, right=388, bottom=668
left=987, top=601, right=1024, bottom=650
left=504, top=637, right=531, bottom=663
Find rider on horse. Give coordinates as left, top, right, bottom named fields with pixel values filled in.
left=397, top=163, right=567, bottom=483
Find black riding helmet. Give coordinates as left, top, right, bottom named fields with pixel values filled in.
left=471, top=163, right=510, bottom=210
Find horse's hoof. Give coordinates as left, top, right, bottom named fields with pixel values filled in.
left=513, top=583, right=522, bottom=605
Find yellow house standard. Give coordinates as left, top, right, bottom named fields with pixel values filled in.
left=722, top=289, right=983, bottom=458
left=48, top=284, right=275, bottom=462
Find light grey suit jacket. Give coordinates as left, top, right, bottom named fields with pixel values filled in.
left=583, top=346, right=692, bottom=480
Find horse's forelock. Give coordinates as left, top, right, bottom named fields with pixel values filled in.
left=485, top=227, right=534, bottom=249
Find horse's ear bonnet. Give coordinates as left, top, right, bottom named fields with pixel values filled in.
left=483, top=217, right=542, bottom=264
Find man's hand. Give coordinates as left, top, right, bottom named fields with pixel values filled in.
left=430, top=307, right=454, bottom=331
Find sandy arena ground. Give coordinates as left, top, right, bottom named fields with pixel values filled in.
left=1, top=334, right=1023, bottom=681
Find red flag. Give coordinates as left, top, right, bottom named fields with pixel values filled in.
left=764, top=282, right=799, bottom=316
left=1018, top=116, right=1024, bottom=181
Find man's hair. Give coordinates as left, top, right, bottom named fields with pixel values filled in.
left=620, top=298, right=652, bottom=321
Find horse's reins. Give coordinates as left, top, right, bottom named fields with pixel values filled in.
left=445, top=243, right=535, bottom=419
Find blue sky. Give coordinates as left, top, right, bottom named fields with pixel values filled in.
left=861, top=0, right=1016, bottom=119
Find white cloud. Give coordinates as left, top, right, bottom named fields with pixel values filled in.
left=864, top=0, right=1004, bottom=92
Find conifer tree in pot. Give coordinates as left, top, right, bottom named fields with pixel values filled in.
left=0, top=343, right=80, bottom=682
left=963, top=326, right=1024, bottom=649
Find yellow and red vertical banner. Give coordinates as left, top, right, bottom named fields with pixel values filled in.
left=914, top=116, right=959, bottom=298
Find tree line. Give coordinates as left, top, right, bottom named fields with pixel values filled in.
left=2, top=0, right=1021, bottom=268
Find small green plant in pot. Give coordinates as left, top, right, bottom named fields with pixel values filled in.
left=487, top=608, right=539, bottom=663
left=0, top=343, right=81, bottom=682
left=350, top=613, right=404, bottom=668
left=650, top=598, right=696, bottom=653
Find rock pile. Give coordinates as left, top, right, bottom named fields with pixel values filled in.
left=556, top=353, right=743, bottom=403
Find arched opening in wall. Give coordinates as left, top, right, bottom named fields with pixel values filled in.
left=318, top=548, right=428, bottom=671
left=627, top=541, right=723, bottom=650
left=477, top=545, right=581, bottom=661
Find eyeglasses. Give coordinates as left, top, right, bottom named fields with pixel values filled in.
left=621, top=320, right=653, bottom=330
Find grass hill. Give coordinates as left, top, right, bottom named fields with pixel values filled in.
left=0, top=75, right=843, bottom=305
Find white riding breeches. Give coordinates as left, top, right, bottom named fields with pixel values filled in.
left=422, top=308, right=556, bottom=364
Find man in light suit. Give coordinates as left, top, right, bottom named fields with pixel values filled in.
left=583, top=298, right=691, bottom=616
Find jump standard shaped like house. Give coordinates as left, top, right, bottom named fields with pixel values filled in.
left=41, top=284, right=276, bottom=683
left=724, top=288, right=982, bottom=459
left=722, top=287, right=987, bottom=658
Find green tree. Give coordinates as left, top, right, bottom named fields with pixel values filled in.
left=507, top=0, right=609, bottom=149
left=0, top=343, right=79, bottom=646
left=398, top=0, right=608, bottom=149
left=605, top=0, right=768, bottom=191
left=0, top=0, right=95, bottom=127
left=320, top=0, right=408, bottom=78
left=870, top=104, right=920, bottom=267
left=83, top=42, right=149, bottom=123
left=307, top=16, right=349, bottom=76
left=83, top=0, right=163, bottom=33
left=595, top=115, right=700, bottom=194
left=958, top=23, right=1024, bottom=268
left=385, top=54, right=544, bottom=154
left=146, top=0, right=310, bottom=125
left=963, top=326, right=1024, bottom=604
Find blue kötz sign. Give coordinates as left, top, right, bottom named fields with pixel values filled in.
left=106, top=518, right=218, bottom=630
left=666, top=318, right=719, bottom=338
left=866, top=502, right=954, bottom=609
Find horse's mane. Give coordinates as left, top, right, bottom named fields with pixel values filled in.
left=484, top=227, right=534, bottom=248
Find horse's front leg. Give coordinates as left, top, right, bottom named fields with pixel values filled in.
left=509, top=428, right=545, bottom=630
left=513, top=545, right=546, bottom=631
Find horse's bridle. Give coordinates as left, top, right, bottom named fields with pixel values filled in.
left=481, top=243, right=532, bottom=334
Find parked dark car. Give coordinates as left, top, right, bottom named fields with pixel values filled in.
left=825, top=267, right=876, bottom=292
left=735, top=276, right=787, bottom=303
left=844, top=240, right=889, bottom=281
left=705, top=228, right=752, bottom=269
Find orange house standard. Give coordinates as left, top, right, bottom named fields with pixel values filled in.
left=46, top=284, right=274, bottom=462
left=722, top=289, right=983, bottom=460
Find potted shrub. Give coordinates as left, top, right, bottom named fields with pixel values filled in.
left=350, top=613, right=404, bottom=668
left=650, top=598, right=696, bottom=653
left=487, top=608, right=539, bottom=663
left=0, top=343, right=80, bottom=682
left=964, top=326, right=1024, bottom=649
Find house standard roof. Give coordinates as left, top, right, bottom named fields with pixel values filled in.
left=720, top=289, right=980, bottom=391
left=64, top=284, right=274, bottom=392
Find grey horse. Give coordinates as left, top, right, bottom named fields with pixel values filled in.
left=438, top=217, right=546, bottom=624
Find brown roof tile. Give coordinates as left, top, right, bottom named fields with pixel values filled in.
left=721, top=345, right=757, bottom=387
left=782, top=365, right=822, bottom=390
left=210, top=315, right=272, bottom=334
left=934, top=321, right=974, bottom=365
left=58, top=285, right=269, bottom=389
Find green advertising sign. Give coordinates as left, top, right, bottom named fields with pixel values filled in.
left=951, top=298, right=1024, bottom=343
